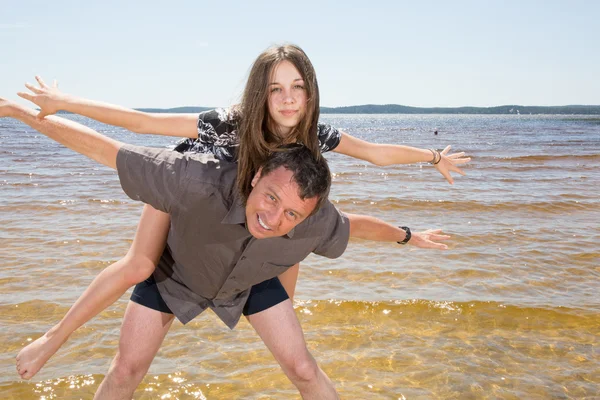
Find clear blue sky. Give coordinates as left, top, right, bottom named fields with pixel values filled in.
left=1, top=0, right=598, bottom=108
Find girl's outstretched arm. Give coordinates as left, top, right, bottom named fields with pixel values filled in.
left=18, top=76, right=199, bottom=138
left=333, top=131, right=471, bottom=184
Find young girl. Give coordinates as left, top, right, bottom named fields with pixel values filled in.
left=14, top=43, right=469, bottom=380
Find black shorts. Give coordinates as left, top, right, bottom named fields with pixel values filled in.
left=130, top=274, right=289, bottom=316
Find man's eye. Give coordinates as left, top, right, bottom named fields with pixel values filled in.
left=268, top=195, right=276, bottom=201
left=287, top=211, right=296, bottom=218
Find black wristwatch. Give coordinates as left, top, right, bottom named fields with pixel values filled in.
left=397, top=226, right=411, bottom=245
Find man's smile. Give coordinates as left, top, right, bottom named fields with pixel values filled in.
left=257, top=214, right=272, bottom=231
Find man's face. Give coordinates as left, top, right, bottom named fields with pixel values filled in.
left=245, top=166, right=318, bottom=239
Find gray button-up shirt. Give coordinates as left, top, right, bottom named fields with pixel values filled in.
left=116, top=145, right=350, bottom=329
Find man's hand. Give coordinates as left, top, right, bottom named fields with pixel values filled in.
left=434, top=145, right=471, bottom=185
left=408, top=229, right=450, bottom=250
left=0, top=96, right=20, bottom=118
left=17, top=76, right=66, bottom=119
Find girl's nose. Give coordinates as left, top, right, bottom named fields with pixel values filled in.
left=282, top=90, right=294, bottom=104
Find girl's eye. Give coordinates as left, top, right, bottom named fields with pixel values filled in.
left=270, top=87, right=282, bottom=93
left=294, top=85, right=305, bottom=90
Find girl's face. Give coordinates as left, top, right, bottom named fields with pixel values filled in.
left=267, top=60, right=307, bottom=138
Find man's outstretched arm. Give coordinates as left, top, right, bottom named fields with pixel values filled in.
left=1, top=98, right=121, bottom=169
left=346, top=213, right=450, bottom=250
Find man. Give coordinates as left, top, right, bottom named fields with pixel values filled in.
left=1, top=98, right=450, bottom=399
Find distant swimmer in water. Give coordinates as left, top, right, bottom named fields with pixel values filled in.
left=434, top=129, right=439, bottom=135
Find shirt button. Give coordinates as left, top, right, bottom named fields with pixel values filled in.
left=240, top=256, right=246, bottom=260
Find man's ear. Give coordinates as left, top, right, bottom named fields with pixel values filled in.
left=251, top=167, right=263, bottom=188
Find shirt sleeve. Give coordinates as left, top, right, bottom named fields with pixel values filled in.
left=116, top=144, right=188, bottom=214
left=317, top=123, right=342, bottom=153
left=173, top=108, right=239, bottom=162
left=172, top=109, right=220, bottom=154
left=196, top=109, right=223, bottom=145
left=312, top=200, right=350, bottom=258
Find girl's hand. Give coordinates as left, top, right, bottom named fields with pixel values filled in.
left=17, top=76, right=66, bottom=119
left=434, top=145, right=471, bottom=184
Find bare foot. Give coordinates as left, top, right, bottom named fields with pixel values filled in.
left=15, top=331, right=67, bottom=379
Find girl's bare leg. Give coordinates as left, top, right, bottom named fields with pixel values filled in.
left=278, top=263, right=300, bottom=301
left=16, top=205, right=170, bottom=380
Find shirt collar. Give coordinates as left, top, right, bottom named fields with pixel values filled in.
left=221, top=192, right=246, bottom=225
left=286, top=226, right=296, bottom=238
left=221, top=192, right=295, bottom=238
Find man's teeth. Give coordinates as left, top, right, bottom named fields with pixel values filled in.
left=258, top=216, right=271, bottom=230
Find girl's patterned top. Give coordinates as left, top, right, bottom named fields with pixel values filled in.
left=173, top=108, right=342, bottom=160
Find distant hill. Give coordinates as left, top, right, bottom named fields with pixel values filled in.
left=56, top=106, right=214, bottom=115
left=135, top=106, right=214, bottom=113
left=57, top=104, right=600, bottom=115
left=319, top=104, right=600, bottom=115
left=141, top=104, right=599, bottom=115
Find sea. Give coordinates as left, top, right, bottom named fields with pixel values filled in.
left=1, top=113, right=599, bottom=399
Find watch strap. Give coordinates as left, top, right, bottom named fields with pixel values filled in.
left=397, top=226, right=411, bottom=245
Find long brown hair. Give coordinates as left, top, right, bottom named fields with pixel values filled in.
left=235, top=44, right=321, bottom=200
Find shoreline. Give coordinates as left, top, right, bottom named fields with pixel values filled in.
left=49, top=104, right=600, bottom=116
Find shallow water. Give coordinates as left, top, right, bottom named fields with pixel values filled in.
left=1, top=114, right=599, bottom=399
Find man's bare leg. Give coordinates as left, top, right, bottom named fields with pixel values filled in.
left=16, top=205, right=170, bottom=379
left=248, top=300, right=339, bottom=400
left=94, top=301, right=174, bottom=399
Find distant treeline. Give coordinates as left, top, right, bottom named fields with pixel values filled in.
left=319, top=104, right=600, bottom=115
left=55, top=106, right=214, bottom=115
left=135, top=106, right=214, bottom=113
left=58, top=104, right=600, bottom=115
